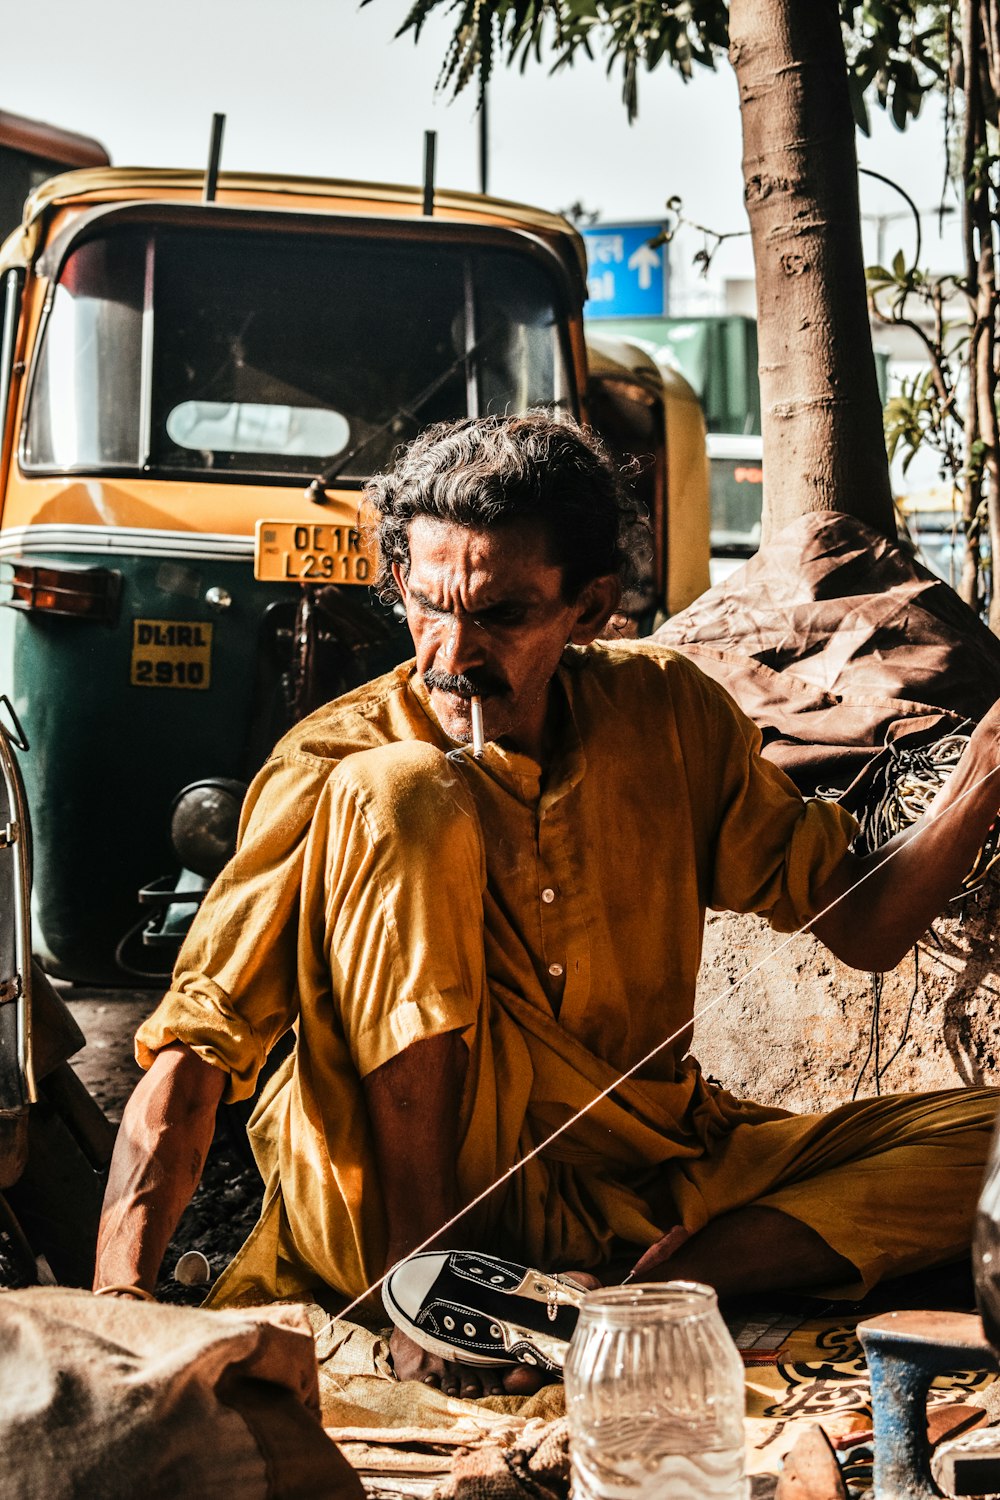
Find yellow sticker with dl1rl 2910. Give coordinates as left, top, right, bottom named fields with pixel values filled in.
left=130, top=619, right=213, bottom=690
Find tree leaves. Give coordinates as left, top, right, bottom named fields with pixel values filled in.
left=366, top=1, right=954, bottom=141
left=841, top=1, right=955, bottom=135
left=363, top=0, right=730, bottom=119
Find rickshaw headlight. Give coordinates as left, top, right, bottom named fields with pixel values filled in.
left=170, top=779, right=246, bottom=881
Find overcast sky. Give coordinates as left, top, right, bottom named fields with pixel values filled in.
left=4, top=0, right=964, bottom=287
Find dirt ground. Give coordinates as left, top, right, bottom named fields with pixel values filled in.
left=63, top=987, right=264, bottom=1303
left=694, top=877, right=1000, bottom=1110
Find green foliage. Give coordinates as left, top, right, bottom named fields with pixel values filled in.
left=841, top=1, right=955, bottom=135
left=367, top=1, right=729, bottom=118
left=865, top=253, right=969, bottom=485
left=968, top=141, right=1000, bottom=201
left=883, top=373, right=943, bottom=473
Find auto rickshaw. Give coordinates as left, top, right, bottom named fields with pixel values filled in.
left=0, top=163, right=709, bottom=983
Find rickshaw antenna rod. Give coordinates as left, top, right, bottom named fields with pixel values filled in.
left=203, top=114, right=226, bottom=204
left=478, top=85, right=489, bottom=197
left=423, top=131, right=436, bottom=218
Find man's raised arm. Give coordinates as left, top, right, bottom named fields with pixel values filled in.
left=812, top=703, right=1000, bottom=972
left=93, top=1042, right=226, bottom=1295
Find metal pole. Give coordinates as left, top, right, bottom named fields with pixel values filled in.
left=203, top=113, right=226, bottom=204
left=478, top=86, right=489, bottom=197
left=423, top=130, right=436, bottom=217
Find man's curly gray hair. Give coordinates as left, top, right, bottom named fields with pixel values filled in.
left=364, top=410, right=650, bottom=605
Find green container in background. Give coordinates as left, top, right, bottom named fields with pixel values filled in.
left=589, top=313, right=888, bottom=439
left=587, top=315, right=761, bottom=435
left=589, top=314, right=890, bottom=572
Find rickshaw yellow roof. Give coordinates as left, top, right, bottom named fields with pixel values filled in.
left=585, top=330, right=702, bottom=410
left=584, top=331, right=663, bottom=384
left=1, top=166, right=587, bottom=279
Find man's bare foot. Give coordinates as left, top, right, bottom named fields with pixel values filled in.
left=388, top=1272, right=601, bottom=1398
left=389, top=1326, right=544, bottom=1397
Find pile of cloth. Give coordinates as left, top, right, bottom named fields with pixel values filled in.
left=0, top=1288, right=361, bottom=1500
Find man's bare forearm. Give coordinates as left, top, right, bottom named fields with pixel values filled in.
left=813, top=713, right=1000, bottom=971
left=363, top=1030, right=466, bottom=1271
left=94, top=1042, right=226, bottom=1293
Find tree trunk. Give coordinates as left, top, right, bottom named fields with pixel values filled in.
left=729, top=0, right=896, bottom=541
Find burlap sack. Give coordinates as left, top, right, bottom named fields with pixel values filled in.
left=0, top=1287, right=363, bottom=1500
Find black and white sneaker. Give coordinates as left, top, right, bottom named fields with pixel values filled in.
left=382, top=1250, right=586, bottom=1373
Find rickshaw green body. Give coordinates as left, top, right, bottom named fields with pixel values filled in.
left=0, top=551, right=395, bottom=980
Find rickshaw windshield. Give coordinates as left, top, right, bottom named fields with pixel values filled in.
left=22, top=223, right=573, bottom=482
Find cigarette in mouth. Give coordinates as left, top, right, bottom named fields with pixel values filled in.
left=471, top=695, right=485, bottom=759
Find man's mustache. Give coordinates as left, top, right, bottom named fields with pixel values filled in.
left=423, top=668, right=507, bottom=699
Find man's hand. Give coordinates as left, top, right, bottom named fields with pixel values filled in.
left=812, top=702, right=1000, bottom=972
left=94, top=1042, right=225, bottom=1294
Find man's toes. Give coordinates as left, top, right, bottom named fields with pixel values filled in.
left=441, top=1360, right=473, bottom=1397
left=481, top=1364, right=509, bottom=1396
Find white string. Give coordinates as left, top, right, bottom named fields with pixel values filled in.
left=328, top=757, right=1000, bottom=1328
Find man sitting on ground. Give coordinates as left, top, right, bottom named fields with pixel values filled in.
left=95, top=412, right=1000, bottom=1399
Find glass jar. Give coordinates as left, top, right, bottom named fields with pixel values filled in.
left=563, top=1282, right=748, bottom=1500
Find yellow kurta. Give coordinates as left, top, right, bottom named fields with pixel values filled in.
left=136, top=642, right=996, bottom=1305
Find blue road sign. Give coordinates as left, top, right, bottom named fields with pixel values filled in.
left=580, top=221, right=670, bottom=319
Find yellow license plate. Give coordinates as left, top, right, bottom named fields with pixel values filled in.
left=254, top=520, right=374, bottom=585
left=130, top=619, right=213, bottom=690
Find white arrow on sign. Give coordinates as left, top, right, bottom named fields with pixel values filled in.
left=627, top=242, right=661, bottom=291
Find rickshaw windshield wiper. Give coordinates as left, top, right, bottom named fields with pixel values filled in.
left=306, top=320, right=531, bottom=497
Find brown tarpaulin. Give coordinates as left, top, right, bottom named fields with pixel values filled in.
left=654, top=511, right=1000, bottom=794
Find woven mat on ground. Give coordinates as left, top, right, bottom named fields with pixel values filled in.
left=743, top=1315, right=996, bottom=1494
left=298, top=1302, right=999, bottom=1498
